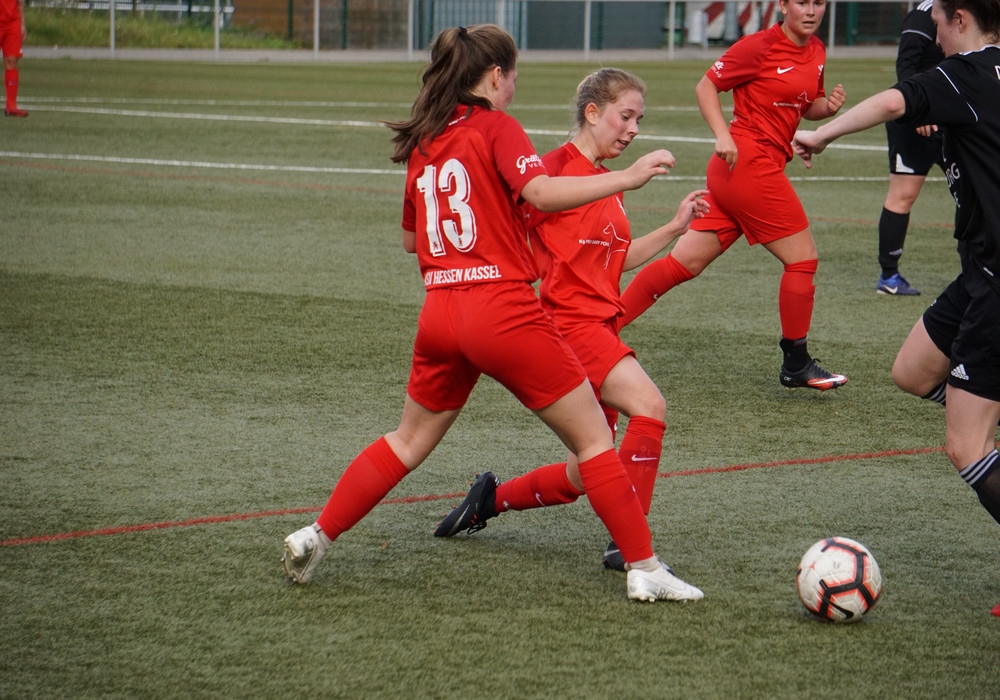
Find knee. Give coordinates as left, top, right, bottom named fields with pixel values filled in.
left=642, top=392, right=667, bottom=423
left=890, top=354, right=942, bottom=398
left=945, top=440, right=975, bottom=472
left=675, top=256, right=707, bottom=277
left=890, top=360, right=921, bottom=396
left=944, top=428, right=997, bottom=472
left=885, top=191, right=918, bottom=213
left=623, top=387, right=666, bottom=423
left=783, top=258, right=818, bottom=275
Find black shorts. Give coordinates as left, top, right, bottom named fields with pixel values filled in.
left=922, top=264, right=1000, bottom=402
left=885, top=119, right=944, bottom=176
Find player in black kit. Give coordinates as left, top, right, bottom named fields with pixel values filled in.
left=793, top=0, right=1000, bottom=617
left=876, top=0, right=946, bottom=295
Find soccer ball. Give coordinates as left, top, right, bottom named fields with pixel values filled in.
left=796, top=537, right=882, bottom=623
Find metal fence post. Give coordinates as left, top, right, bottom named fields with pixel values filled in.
left=313, top=0, right=320, bottom=52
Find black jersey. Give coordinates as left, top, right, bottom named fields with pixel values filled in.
left=896, top=0, right=945, bottom=81
left=895, top=46, right=1000, bottom=294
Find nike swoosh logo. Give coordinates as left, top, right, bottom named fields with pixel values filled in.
left=777, top=67, right=794, bottom=74
left=445, top=504, right=471, bottom=536
left=630, top=455, right=659, bottom=462
left=884, top=286, right=898, bottom=294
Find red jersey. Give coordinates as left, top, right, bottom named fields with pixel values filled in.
left=0, top=0, right=22, bottom=23
left=527, top=143, right=630, bottom=329
left=707, top=22, right=827, bottom=162
left=401, top=105, right=547, bottom=290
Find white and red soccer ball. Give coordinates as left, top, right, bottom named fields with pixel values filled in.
left=796, top=537, right=882, bottom=622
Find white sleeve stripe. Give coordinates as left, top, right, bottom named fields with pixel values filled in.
left=934, top=65, right=979, bottom=121
left=900, top=29, right=934, bottom=41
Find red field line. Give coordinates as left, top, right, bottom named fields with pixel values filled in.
left=658, top=445, right=945, bottom=478
left=0, top=445, right=945, bottom=547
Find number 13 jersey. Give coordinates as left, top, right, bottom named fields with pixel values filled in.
left=402, top=104, right=548, bottom=290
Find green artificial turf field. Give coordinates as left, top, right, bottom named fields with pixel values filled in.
left=2, top=56, right=997, bottom=698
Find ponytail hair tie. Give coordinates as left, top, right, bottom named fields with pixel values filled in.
left=457, top=26, right=467, bottom=37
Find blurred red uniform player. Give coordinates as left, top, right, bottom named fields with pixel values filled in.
left=0, top=0, right=27, bottom=117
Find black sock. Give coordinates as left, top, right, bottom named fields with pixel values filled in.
left=780, top=337, right=810, bottom=373
left=959, top=449, right=1000, bottom=527
left=878, top=207, right=909, bottom=277
left=922, top=382, right=947, bottom=406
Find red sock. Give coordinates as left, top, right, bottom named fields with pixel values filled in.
left=618, top=255, right=694, bottom=329
left=494, top=462, right=582, bottom=513
left=618, top=416, right=665, bottom=515
left=5, top=69, right=18, bottom=112
left=579, top=449, right=653, bottom=563
left=779, top=259, right=817, bottom=341
left=316, top=436, right=409, bottom=540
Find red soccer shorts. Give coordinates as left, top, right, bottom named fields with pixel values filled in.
left=691, top=135, right=809, bottom=249
left=0, top=19, right=23, bottom=58
left=556, top=319, right=635, bottom=399
left=407, top=282, right=588, bottom=412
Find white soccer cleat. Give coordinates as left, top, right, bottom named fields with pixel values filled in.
left=281, top=525, right=329, bottom=585
left=627, top=563, right=704, bottom=602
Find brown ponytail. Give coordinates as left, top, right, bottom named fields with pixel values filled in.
left=386, top=24, right=518, bottom=163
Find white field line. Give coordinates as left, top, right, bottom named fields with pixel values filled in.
left=6, top=98, right=914, bottom=178
left=23, top=95, right=701, bottom=112
left=2, top=151, right=937, bottom=182
left=0, top=151, right=398, bottom=175
left=19, top=101, right=887, bottom=150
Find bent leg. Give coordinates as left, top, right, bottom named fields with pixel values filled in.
left=764, top=228, right=819, bottom=346
left=535, top=381, right=654, bottom=563
left=946, top=388, right=1000, bottom=526
left=601, top=355, right=667, bottom=514
left=317, top=396, right=460, bottom=540
left=945, top=388, right=1000, bottom=470
left=892, top=317, right=950, bottom=398
left=618, top=229, right=722, bottom=329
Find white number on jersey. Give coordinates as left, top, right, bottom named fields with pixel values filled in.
left=416, top=159, right=478, bottom=257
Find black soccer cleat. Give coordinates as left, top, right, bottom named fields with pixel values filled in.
left=434, top=472, right=499, bottom=537
left=602, top=540, right=626, bottom=572
left=779, top=358, right=848, bottom=391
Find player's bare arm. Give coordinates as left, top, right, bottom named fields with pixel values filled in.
left=793, top=88, right=906, bottom=168
left=695, top=75, right=737, bottom=170
left=521, top=149, right=674, bottom=213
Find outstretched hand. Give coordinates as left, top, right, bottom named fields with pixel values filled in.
left=671, top=189, right=710, bottom=230
left=623, top=149, right=677, bottom=189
